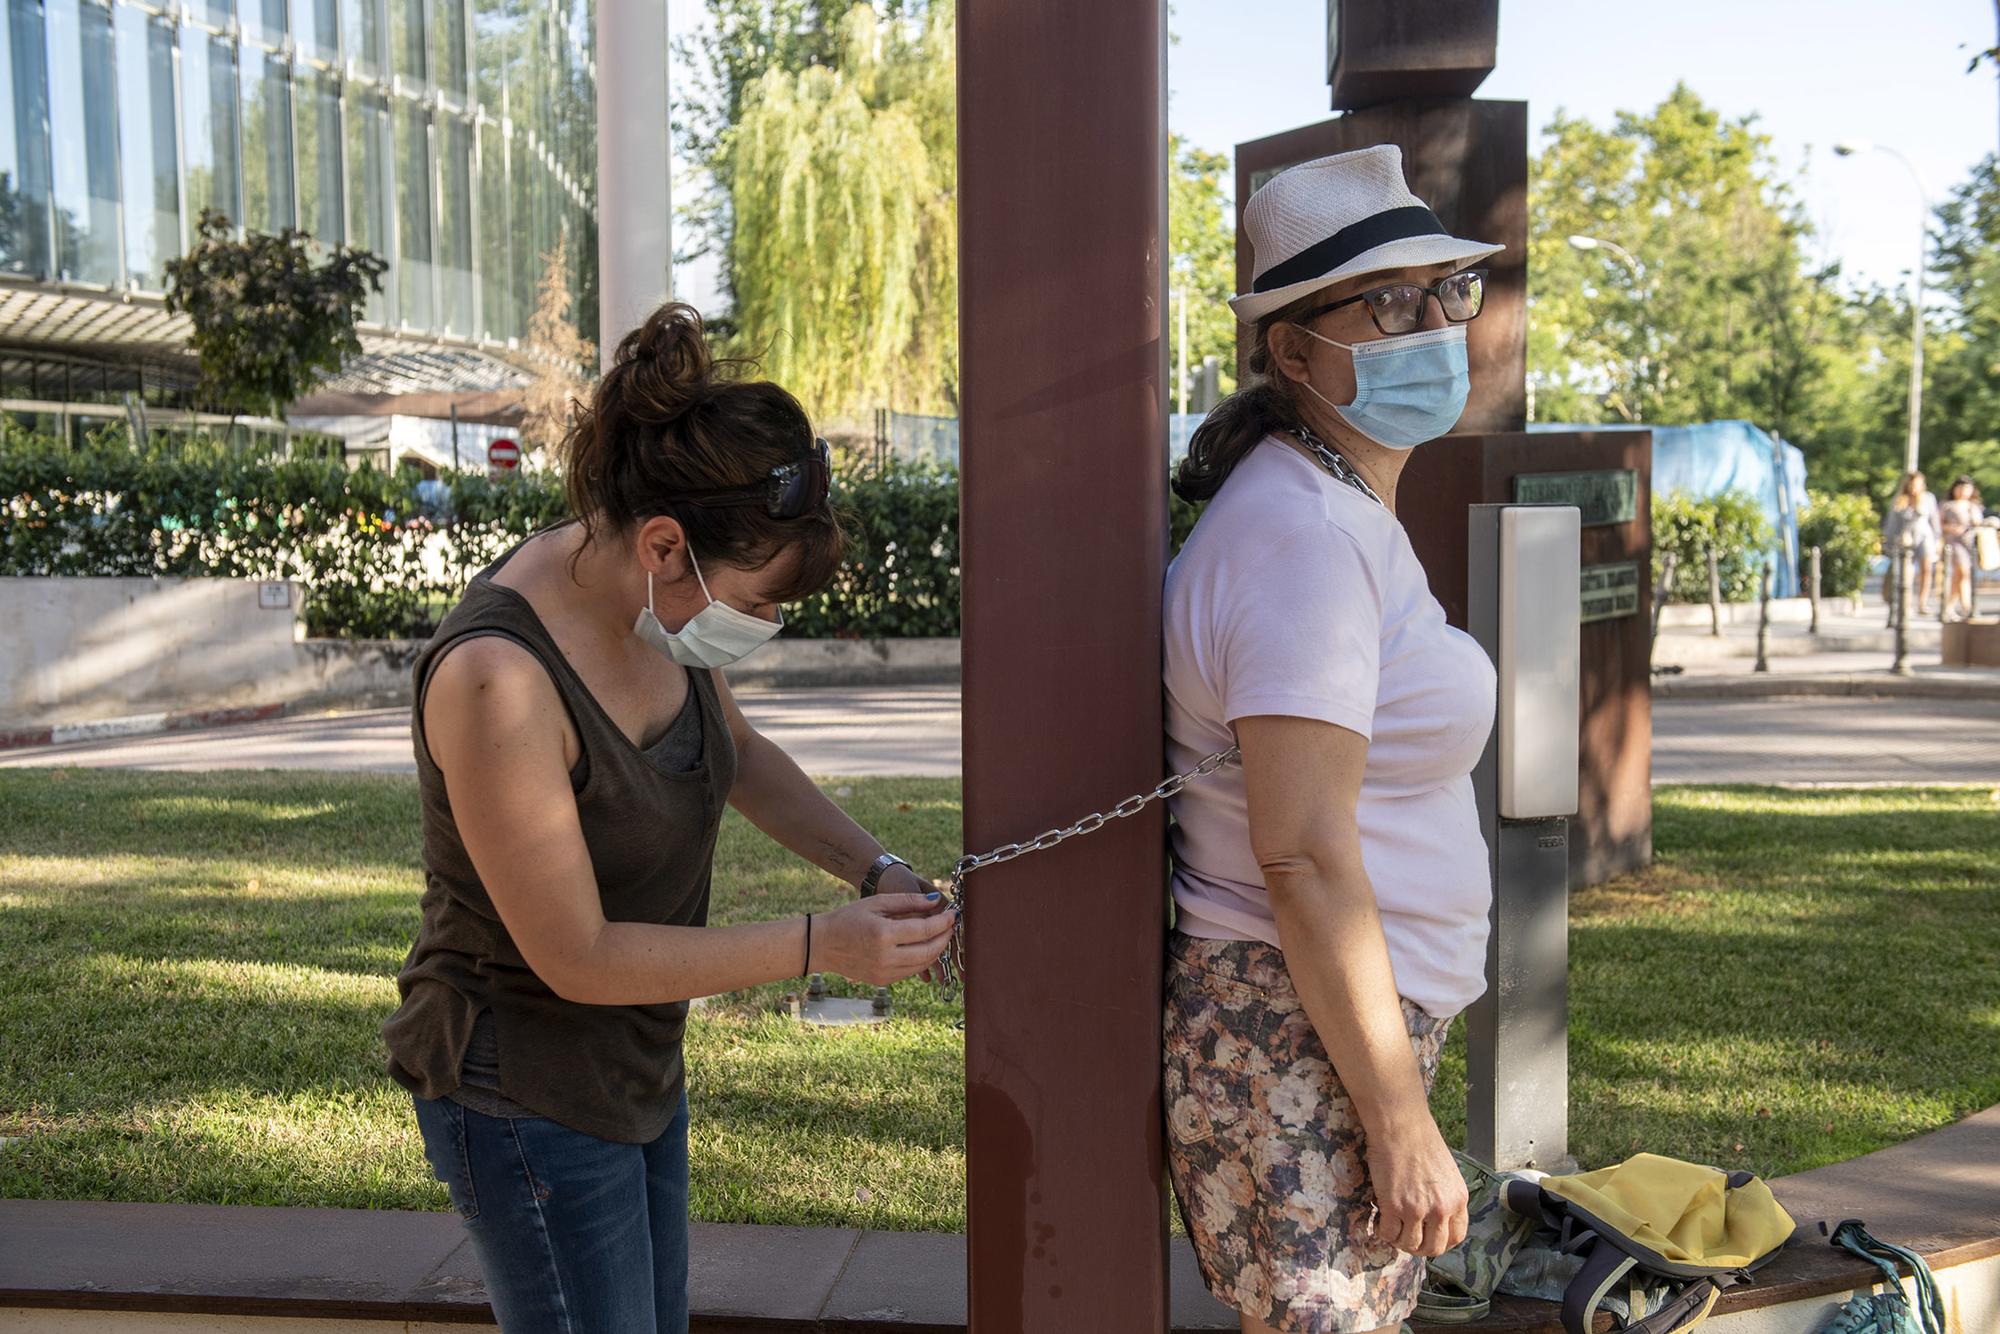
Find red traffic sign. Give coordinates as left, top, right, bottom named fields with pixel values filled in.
left=487, top=437, right=520, bottom=470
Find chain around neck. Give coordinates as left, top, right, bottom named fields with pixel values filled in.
left=1286, top=423, right=1385, bottom=509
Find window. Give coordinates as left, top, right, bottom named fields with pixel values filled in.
left=241, top=50, right=294, bottom=233
left=191, top=0, right=236, bottom=28
left=179, top=25, right=241, bottom=229
left=437, top=113, right=472, bottom=332
left=292, top=0, right=339, bottom=64
left=115, top=4, right=179, bottom=289
left=241, top=0, right=287, bottom=48
left=45, top=0, right=118, bottom=284
left=342, top=0, right=386, bottom=82
left=389, top=0, right=422, bottom=85
left=430, top=0, right=465, bottom=99
left=476, top=119, right=510, bottom=340
left=295, top=66, right=343, bottom=246
left=345, top=86, right=392, bottom=322
left=472, top=0, right=521, bottom=113
left=391, top=98, right=432, bottom=327
left=0, top=0, right=52, bottom=278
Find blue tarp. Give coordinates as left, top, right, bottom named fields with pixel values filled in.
left=1529, top=419, right=1808, bottom=597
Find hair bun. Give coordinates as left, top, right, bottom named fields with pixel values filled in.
left=614, top=301, right=714, bottom=420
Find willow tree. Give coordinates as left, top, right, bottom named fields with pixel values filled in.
left=725, top=2, right=956, bottom=418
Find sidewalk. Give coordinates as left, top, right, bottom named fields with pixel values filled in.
left=1651, top=586, right=2000, bottom=700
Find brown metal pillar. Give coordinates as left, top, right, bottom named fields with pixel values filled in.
left=958, top=0, right=1170, bottom=1329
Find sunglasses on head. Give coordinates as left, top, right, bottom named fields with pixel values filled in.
left=678, top=436, right=832, bottom=520
left=1298, top=267, right=1488, bottom=337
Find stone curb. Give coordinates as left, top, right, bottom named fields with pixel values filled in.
left=0, top=702, right=291, bottom=751
left=1654, top=672, right=2000, bottom=701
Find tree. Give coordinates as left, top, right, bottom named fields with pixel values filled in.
left=1169, top=135, right=1238, bottom=404
left=520, top=238, right=597, bottom=462
left=674, top=0, right=909, bottom=302
left=724, top=2, right=955, bottom=417
left=162, top=209, right=386, bottom=420
left=1924, top=154, right=2000, bottom=496
left=1526, top=85, right=1916, bottom=497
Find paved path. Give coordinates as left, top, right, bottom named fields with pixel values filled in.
left=0, top=688, right=965, bottom=778
left=1650, top=696, right=2000, bottom=786
left=7, top=687, right=1999, bottom=787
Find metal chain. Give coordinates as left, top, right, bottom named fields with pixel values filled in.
left=931, top=744, right=1239, bottom=1000
left=1288, top=423, right=1384, bottom=507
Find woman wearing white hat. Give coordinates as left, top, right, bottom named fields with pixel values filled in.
left=1161, top=144, right=1502, bottom=1334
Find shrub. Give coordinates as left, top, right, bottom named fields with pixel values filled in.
left=1797, top=489, right=1879, bottom=599
left=1651, top=490, right=1775, bottom=603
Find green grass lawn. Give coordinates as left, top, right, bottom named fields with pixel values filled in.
left=1, top=772, right=1994, bottom=1231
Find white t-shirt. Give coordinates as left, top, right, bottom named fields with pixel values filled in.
left=1163, top=436, right=1497, bottom=1018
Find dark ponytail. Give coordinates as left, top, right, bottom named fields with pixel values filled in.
left=1171, top=299, right=1313, bottom=505
left=559, top=301, right=844, bottom=601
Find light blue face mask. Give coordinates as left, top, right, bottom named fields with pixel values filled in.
left=1298, top=322, right=1470, bottom=450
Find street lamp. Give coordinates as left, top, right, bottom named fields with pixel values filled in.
left=1833, top=139, right=1929, bottom=475
left=1567, top=233, right=1645, bottom=280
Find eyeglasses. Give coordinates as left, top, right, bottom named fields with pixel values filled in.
left=1297, top=268, right=1488, bottom=336
left=679, top=436, right=832, bottom=520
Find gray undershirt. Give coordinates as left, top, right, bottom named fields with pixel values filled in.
left=447, top=682, right=704, bottom=1120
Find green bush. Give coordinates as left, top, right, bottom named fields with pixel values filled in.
left=788, top=457, right=959, bottom=638
left=1651, top=490, right=1775, bottom=603
left=0, top=431, right=962, bottom=640
left=1797, top=488, right=1879, bottom=599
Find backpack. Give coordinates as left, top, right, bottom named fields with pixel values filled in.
left=1499, top=1153, right=1798, bottom=1334
left=1815, top=1220, right=1945, bottom=1334
left=1414, top=1152, right=1538, bottom=1323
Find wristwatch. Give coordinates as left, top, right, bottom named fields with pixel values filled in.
left=859, top=852, right=912, bottom=897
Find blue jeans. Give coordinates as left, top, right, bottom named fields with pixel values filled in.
left=411, top=1091, right=691, bottom=1334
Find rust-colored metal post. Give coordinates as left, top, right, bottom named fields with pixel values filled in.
left=958, top=0, right=1171, bottom=1329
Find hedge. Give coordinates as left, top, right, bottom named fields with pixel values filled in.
left=0, top=432, right=962, bottom=640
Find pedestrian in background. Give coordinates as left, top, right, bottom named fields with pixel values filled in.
left=1939, top=475, right=1985, bottom=620
left=1883, top=471, right=1942, bottom=615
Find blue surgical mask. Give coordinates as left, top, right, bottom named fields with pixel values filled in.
left=633, top=548, right=782, bottom=669
left=1299, top=322, right=1470, bottom=450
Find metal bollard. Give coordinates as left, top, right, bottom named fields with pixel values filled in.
left=1707, top=543, right=1723, bottom=637
left=1939, top=544, right=1952, bottom=625
left=1649, top=550, right=1679, bottom=668
left=1809, top=546, right=1822, bottom=636
left=1892, top=542, right=1913, bottom=676
left=1755, top=561, right=1772, bottom=673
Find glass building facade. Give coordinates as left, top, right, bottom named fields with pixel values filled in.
left=0, top=0, right=597, bottom=357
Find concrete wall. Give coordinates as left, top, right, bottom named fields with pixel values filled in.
left=1, top=578, right=960, bottom=728
left=1, top=578, right=307, bottom=727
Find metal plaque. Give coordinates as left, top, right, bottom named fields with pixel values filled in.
left=1580, top=561, right=1640, bottom=624
left=1512, top=469, right=1639, bottom=528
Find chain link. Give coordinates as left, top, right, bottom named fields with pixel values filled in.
left=930, top=744, right=1239, bottom=1000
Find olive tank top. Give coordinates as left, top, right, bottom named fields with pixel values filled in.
left=380, top=533, right=739, bottom=1143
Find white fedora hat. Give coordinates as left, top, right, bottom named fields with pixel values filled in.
left=1230, top=144, right=1504, bottom=324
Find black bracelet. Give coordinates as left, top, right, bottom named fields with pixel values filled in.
left=803, top=913, right=813, bottom=975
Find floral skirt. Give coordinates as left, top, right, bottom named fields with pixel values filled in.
left=1163, top=931, right=1453, bottom=1334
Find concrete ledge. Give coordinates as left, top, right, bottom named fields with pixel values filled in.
left=4, top=1106, right=1996, bottom=1332
left=1653, top=670, right=2000, bottom=701
left=1656, top=598, right=1852, bottom=629
left=0, top=1211, right=1228, bottom=1332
